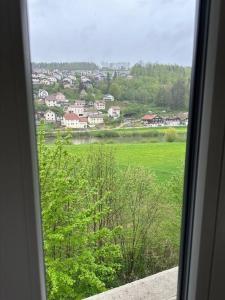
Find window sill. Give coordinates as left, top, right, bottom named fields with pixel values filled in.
left=85, top=267, right=178, bottom=300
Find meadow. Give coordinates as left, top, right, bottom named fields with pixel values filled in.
left=65, top=141, right=186, bottom=182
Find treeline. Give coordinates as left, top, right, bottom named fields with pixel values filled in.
left=39, top=131, right=183, bottom=299
left=32, top=62, right=98, bottom=71
left=96, top=63, right=191, bottom=110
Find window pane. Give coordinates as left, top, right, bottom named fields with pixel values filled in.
left=27, top=0, right=196, bottom=298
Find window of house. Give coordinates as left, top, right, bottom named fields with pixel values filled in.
left=27, top=0, right=196, bottom=299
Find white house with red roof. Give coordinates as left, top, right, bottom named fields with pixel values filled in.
left=62, top=113, right=88, bottom=129
left=142, top=114, right=164, bottom=126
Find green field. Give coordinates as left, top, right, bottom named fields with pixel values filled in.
left=65, top=142, right=186, bottom=182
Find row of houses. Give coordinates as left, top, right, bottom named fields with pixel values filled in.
left=43, top=110, right=104, bottom=129
left=42, top=104, right=121, bottom=128
left=32, top=71, right=77, bottom=87
left=32, top=67, right=131, bottom=88
left=40, top=92, right=114, bottom=109
left=142, top=113, right=188, bottom=127
left=36, top=91, right=121, bottom=129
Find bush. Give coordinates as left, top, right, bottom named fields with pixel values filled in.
left=165, top=128, right=177, bottom=142
left=141, top=130, right=160, bottom=138
left=92, top=130, right=120, bottom=138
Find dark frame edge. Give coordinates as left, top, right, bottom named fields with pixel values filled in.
left=177, top=0, right=211, bottom=299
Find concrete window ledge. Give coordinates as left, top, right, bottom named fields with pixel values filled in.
left=85, top=267, right=178, bottom=300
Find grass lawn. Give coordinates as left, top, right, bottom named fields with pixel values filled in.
left=65, top=142, right=186, bottom=182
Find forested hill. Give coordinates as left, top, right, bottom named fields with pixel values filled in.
left=32, top=62, right=191, bottom=111
left=32, top=62, right=99, bottom=71
left=100, top=63, right=192, bottom=110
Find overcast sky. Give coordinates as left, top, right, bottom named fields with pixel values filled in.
left=27, top=0, right=196, bottom=66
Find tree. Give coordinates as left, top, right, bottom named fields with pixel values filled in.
left=37, top=130, right=183, bottom=298
left=51, top=106, right=64, bottom=117
left=109, top=83, right=122, bottom=100
left=117, top=168, right=160, bottom=282
left=169, top=80, right=186, bottom=110
left=106, top=72, right=111, bottom=94
left=35, top=102, right=48, bottom=112
left=38, top=132, right=121, bottom=299
left=155, top=86, right=171, bottom=107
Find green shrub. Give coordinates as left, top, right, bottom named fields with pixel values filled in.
left=165, top=128, right=177, bottom=142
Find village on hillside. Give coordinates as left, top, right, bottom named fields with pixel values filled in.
left=33, top=66, right=189, bottom=130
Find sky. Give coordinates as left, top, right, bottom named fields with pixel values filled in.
left=27, top=0, right=196, bottom=66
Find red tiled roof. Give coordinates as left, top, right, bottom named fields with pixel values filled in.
left=64, top=113, right=87, bottom=123
left=142, top=114, right=157, bottom=120
left=64, top=113, right=80, bottom=121
left=79, top=117, right=88, bottom=123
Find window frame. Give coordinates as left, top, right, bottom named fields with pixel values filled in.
left=1, top=0, right=225, bottom=299
left=178, top=0, right=225, bottom=299
left=0, top=0, right=46, bottom=299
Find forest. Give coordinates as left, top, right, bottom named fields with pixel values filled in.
left=97, top=64, right=191, bottom=110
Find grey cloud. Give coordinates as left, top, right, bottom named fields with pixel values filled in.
left=27, top=0, right=196, bottom=65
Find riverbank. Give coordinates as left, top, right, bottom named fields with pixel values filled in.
left=42, top=126, right=187, bottom=144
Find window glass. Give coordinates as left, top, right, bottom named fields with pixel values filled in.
left=28, top=0, right=196, bottom=298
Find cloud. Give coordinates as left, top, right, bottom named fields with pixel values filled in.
left=27, top=0, right=196, bottom=65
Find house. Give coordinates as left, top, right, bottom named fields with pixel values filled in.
left=62, top=113, right=88, bottom=129
left=40, top=79, right=51, bottom=85
left=183, top=118, right=188, bottom=126
left=87, top=101, right=94, bottom=107
left=44, top=110, right=56, bottom=123
left=45, top=95, right=58, bottom=107
left=68, top=75, right=76, bottom=81
left=103, top=94, right=114, bottom=101
left=177, top=112, right=189, bottom=126
left=81, top=76, right=91, bottom=83
left=74, top=100, right=86, bottom=107
left=38, top=89, right=48, bottom=99
left=88, top=114, right=104, bottom=125
left=48, top=77, right=57, bottom=84
left=142, top=114, right=164, bottom=127
left=32, top=78, right=40, bottom=85
left=45, top=92, right=67, bottom=107
left=55, top=92, right=66, bottom=102
left=108, top=106, right=120, bottom=118
left=164, top=117, right=181, bottom=126
left=67, top=104, right=84, bottom=116
left=78, top=117, right=88, bottom=128
left=94, top=101, right=105, bottom=110
left=63, top=77, right=73, bottom=85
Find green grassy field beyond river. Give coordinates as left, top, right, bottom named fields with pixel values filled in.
left=65, top=142, right=186, bottom=182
